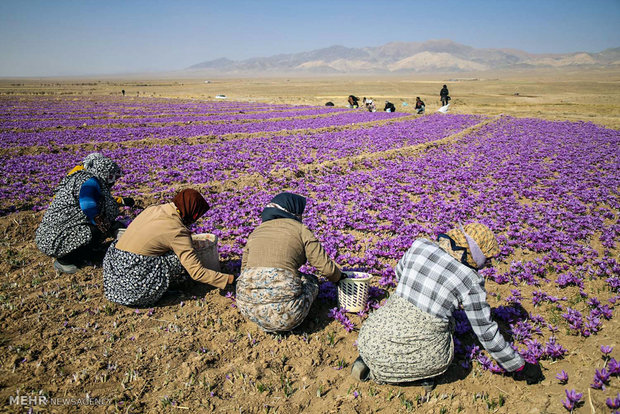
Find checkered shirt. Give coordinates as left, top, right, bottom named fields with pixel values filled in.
left=394, top=238, right=524, bottom=372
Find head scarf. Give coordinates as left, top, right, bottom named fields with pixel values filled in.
left=173, top=189, right=210, bottom=223
left=261, top=192, right=306, bottom=223
left=86, top=156, right=121, bottom=187
left=440, top=223, right=500, bottom=269
left=83, top=152, right=104, bottom=170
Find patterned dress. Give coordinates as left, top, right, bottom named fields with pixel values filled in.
left=357, top=238, right=523, bottom=384
left=103, top=240, right=188, bottom=307
left=35, top=170, right=119, bottom=258
left=236, top=267, right=319, bottom=332
left=358, top=294, right=454, bottom=383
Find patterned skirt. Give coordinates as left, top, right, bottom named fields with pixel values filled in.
left=103, top=241, right=186, bottom=307
left=357, top=294, right=454, bottom=384
left=236, top=267, right=319, bottom=332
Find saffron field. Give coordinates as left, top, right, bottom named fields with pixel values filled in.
left=0, top=96, right=618, bottom=413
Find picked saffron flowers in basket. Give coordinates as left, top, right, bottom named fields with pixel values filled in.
left=338, top=271, right=373, bottom=313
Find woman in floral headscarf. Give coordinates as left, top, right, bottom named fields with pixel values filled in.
left=103, top=189, right=234, bottom=307
left=67, top=152, right=135, bottom=208
left=35, top=155, right=124, bottom=274
left=351, top=223, right=544, bottom=390
left=236, top=192, right=343, bottom=332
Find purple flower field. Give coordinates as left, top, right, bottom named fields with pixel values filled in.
left=1, top=96, right=618, bottom=412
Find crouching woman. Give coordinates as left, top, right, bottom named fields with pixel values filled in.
left=103, top=189, right=234, bottom=307
left=35, top=155, right=124, bottom=274
left=352, top=223, right=544, bottom=389
left=236, top=193, right=343, bottom=332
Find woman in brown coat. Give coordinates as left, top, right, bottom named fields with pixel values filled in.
left=103, top=189, right=234, bottom=306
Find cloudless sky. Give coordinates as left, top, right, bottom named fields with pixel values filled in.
left=1, top=0, right=618, bottom=76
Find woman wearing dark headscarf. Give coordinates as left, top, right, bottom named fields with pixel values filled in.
left=351, top=223, right=543, bottom=389
left=35, top=155, right=124, bottom=273
left=103, top=189, right=234, bottom=307
left=237, top=192, right=343, bottom=332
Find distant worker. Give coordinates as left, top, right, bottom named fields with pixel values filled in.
left=364, top=98, right=376, bottom=113
left=384, top=101, right=396, bottom=113
left=415, top=97, right=425, bottom=114
left=325, top=101, right=335, bottom=106
left=440, top=85, right=450, bottom=106
left=122, top=89, right=125, bottom=96
left=348, top=95, right=360, bottom=108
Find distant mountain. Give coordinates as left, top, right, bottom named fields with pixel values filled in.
left=187, top=40, right=620, bottom=74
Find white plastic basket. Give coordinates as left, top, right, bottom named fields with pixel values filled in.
left=191, top=233, right=221, bottom=272
left=338, top=271, right=372, bottom=313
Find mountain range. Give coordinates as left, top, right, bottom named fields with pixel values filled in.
left=187, top=39, right=620, bottom=74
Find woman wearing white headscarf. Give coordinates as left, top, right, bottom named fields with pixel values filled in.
left=352, top=223, right=543, bottom=390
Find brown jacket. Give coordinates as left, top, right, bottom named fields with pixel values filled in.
left=241, top=218, right=342, bottom=282
left=116, top=203, right=229, bottom=289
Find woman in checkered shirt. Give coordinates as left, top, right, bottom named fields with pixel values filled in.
left=351, top=223, right=544, bottom=390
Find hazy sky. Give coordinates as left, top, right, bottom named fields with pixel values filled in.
left=1, top=0, right=619, bottom=76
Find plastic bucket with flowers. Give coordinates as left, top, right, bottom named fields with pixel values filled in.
left=191, top=233, right=221, bottom=272
left=338, top=271, right=372, bottom=313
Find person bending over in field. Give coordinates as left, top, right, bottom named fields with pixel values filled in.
left=348, top=95, right=360, bottom=108
left=236, top=192, right=343, bottom=332
left=68, top=152, right=135, bottom=208
left=364, top=98, right=376, bottom=112
left=35, top=155, right=126, bottom=274
left=415, top=97, right=425, bottom=114
left=384, top=101, right=396, bottom=112
left=351, top=223, right=544, bottom=390
left=103, top=189, right=234, bottom=307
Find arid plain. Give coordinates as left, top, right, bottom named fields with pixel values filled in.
left=2, top=68, right=619, bottom=128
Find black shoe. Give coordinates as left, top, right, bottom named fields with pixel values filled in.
left=54, top=259, right=78, bottom=274
left=351, top=356, right=370, bottom=382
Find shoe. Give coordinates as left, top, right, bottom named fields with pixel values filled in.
left=351, top=356, right=370, bottom=382
left=419, top=378, right=436, bottom=392
left=54, top=259, right=78, bottom=274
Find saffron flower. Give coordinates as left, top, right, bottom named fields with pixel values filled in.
left=601, top=345, right=614, bottom=356
left=561, top=389, right=582, bottom=411
left=555, top=370, right=568, bottom=384
left=606, top=393, right=620, bottom=410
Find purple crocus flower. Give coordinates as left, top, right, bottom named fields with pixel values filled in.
left=608, top=358, right=620, bottom=376
left=606, top=393, right=620, bottom=410
left=595, top=368, right=611, bottom=384
left=545, top=337, right=568, bottom=360
left=327, top=307, right=355, bottom=332
left=561, top=389, right=582, bottom=411
left=601, top=345, right=614, bottom=355
left=555, top=370, right=569, bottom=384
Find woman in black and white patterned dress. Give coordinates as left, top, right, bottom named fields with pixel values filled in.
left=35, top=155, right=124, bottom=274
